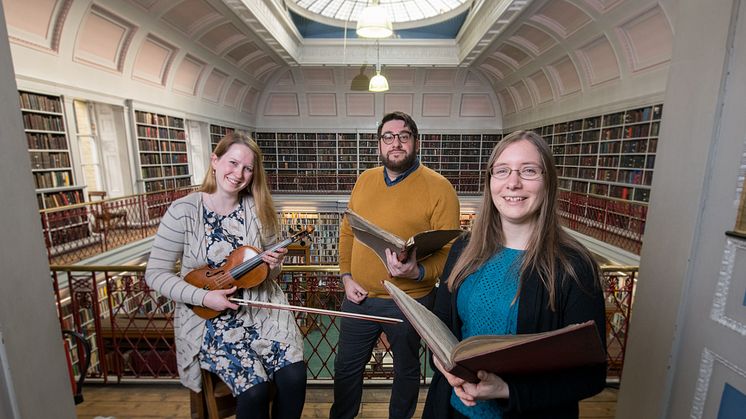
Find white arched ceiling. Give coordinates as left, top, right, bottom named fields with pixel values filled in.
left=1, top=0, right=675, bottom=127
left=255, top=66, right=501, bottom=130
left=473, top=0, right=674, bottom=127
left=3, top=0, right=286, bottom=124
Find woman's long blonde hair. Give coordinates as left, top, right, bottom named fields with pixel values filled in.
left=447, top=130, right=600, bottom=310
left=200, top=131, right=279, bottom=238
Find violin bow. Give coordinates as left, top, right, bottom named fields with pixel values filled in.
left=228, top=298, right=403, bottom=324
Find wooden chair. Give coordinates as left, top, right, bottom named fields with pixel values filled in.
left=190, top=370, right=236, bottom=419
left=89, top=191, right=128, bottom=233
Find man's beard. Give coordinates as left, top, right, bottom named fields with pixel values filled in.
left=381, top=148, right=417, bottom=173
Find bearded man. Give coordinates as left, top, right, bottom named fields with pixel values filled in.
left=330, top=111, right=460, bottom=419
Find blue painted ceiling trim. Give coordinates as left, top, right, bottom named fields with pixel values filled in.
left=289, top=10, right=467, bottom=39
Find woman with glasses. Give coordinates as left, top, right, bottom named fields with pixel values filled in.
left=423, top=130, right=606, bottom=418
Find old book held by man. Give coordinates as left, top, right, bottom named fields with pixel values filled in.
left=382, top=281, right=606, bottom=383
left=344, top=209, right=462, bottom=263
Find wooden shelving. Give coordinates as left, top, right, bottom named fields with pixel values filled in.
left=209, top=124, right=234, bottom=151
left=134, top=110, right=190, bottom=217
left=532, top=103, right=662, bottom=241
left=536, top=104, right=661, bottom=204
left=255, top=131, right=502, bottom=195
left=20, top=91, right=86, bottom=210
left=280, top=211, right=341, bottom=265
left=20, top=90, right=90, bottom=247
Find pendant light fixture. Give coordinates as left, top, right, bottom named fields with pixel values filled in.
left=356, top=0, right=393, bottom=39
left=369, top=41, right=389, bottom=92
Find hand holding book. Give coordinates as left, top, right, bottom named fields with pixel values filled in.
left=345, top=209, right=462, bottom=264
left=383, top=281, right=606, bottom=383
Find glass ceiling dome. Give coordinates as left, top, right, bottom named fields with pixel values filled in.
left=286, top=0, right=472, bottom=28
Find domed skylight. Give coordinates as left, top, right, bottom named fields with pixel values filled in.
left=287, top=0, right=471, bottom=26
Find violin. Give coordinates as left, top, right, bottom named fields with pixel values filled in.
left=185, top=225, right=314, bottom=319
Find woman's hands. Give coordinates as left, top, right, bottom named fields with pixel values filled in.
left=458, top=371, right=510, bottom=406
left=202, top=286, right=239, bottom=311
left=434, top=357, right=509, bottom=406
left=262, top=247, right=288, bottom=270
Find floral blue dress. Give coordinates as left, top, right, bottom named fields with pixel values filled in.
left=197, top=202, right=302, bottom=396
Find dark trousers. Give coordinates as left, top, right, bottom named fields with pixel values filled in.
left=330, top=289, right=436, bottom=419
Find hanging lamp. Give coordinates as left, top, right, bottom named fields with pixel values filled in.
left=356, top=0, right=393, bottom=39
left=369, top=41, right=389, bottom=92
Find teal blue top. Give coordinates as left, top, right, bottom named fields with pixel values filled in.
left=451, top=248, right=523, bottom=418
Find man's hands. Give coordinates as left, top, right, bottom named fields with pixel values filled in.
left=342, top=274, right=368, bottom=304
left=384, top=248, right=420, bottom=279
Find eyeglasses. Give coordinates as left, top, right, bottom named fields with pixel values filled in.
left=380, top=131, right=413, bottom=145
left=490, top=165, right=544, bottom=180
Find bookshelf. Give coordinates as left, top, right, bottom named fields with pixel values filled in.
left=280, top=211, right=341, bottom=265
left=532, top=104, right=662, bottom=239
left=255, top=131, right=502, bottom=195
left=537, top=104, right=661, bottom=204
left=209, top=124, right=234, bottom=151
left=20, top=90, right=90, bottom=246
left=133, top=110, right=190, bottom=217
left=20, top=91, right=86, bottom=209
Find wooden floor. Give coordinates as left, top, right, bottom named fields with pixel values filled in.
left=75, top=383, right=618, bottom=418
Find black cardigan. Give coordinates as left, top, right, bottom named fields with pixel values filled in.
left=422, top=236, right=607, bottom=419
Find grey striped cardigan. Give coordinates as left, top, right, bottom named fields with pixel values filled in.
left=145, top=192, right=303, bottom=392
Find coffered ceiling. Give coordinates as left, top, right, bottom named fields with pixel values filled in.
left=2, top=0, right=675, bottom=124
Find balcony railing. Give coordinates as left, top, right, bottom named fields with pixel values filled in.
left=40, top=187, right=646, bottom=265
left=54, top=264, right=636, bottom=384
left=559, top=190, right=646, bottom=254
left=40, top=187, right=196, bottom=265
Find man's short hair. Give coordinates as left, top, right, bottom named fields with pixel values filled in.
left=377, top=111, right=419, bottom=140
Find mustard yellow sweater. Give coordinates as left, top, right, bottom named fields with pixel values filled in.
left=339, top=165, right=460, bottom=298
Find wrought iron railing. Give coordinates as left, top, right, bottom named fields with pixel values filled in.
left=559, top=190, right=647, bottom=254
left=40, top=187, right=196, bottom=265
left=55, top=264, right=635, bottom=384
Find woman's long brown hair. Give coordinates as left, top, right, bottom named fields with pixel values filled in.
left=199, top=131, right=280, bottom=239
left=447, top=130, right=600, bottom=311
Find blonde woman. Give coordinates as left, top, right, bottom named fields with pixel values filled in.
left=146, top=132, right=306, bottom=419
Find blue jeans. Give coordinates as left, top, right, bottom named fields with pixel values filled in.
left=330, top=289, right=436, bottom=419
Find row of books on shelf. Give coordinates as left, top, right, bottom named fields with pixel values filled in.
left=29, top=151, right=71, bottom=169
left=19, top=91, right=63, bottom=113
left=38, top=189, right=83, bottom=208
left=550, top=105, right=662, bottom=134
left=34, top=170, right=72, bottom=188
left=136, top=126, right=186, bottom=140
left=144, top=177, right=191, bottom=192
left=138, top=139, right=188, bottom=152
left=141, top=165, right=190, bottom=178
left=22, top=113, right=64, bottom=132
left=135, top=111, right=184, bottom=129
left=566, top=181, right=650, bottom=202
left=26, top=132, right=67, bottom=150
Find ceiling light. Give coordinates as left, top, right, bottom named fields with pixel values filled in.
left=356, top=1, right=393, bottom=39
left=369, top=41, right=389, bottom=92
left=369, top=71, right=389, bottom=92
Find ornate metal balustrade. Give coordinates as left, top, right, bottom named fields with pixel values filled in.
left=40, top=187, right=196, bottom=265
left=54, top=264, right=636, bottom=384
left=559, top=190, right=647, bottom=254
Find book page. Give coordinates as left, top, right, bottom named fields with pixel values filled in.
left=383, top=281, right=459, bottom=370
left=410, top=230, right=462, bottom=261
left=345, top=209, right=406, bottom=263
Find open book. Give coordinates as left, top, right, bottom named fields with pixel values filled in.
left=383, top=280, right=606, bottom=383
left=344, top=209, right=462, bottom=263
